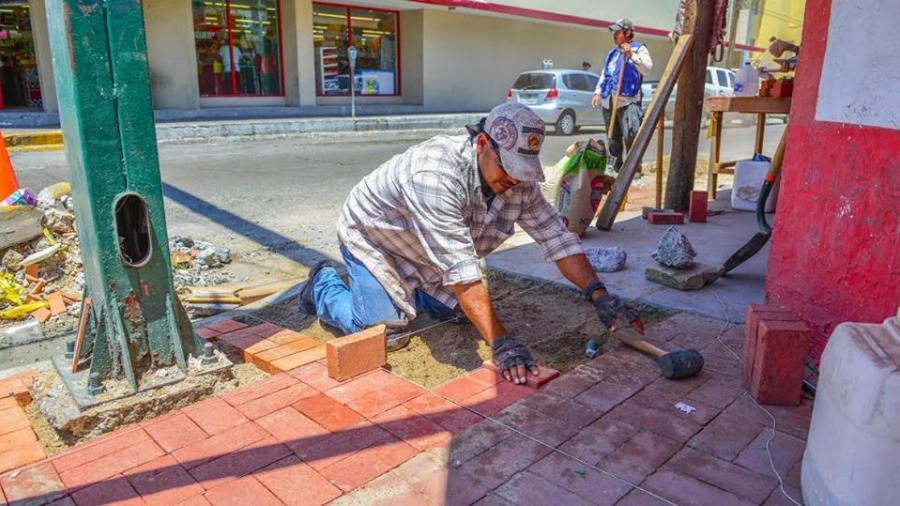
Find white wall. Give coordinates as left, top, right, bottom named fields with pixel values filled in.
left=144, top=0, right=200, bottom=110
left=29, top=0, right=56, bottom=112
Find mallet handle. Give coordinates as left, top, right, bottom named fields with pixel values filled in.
left=612, top=328, right=668, bottom=359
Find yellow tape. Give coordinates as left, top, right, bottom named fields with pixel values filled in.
left=0, top=300, right=49, bottom=320
left=0, top=272, right=26, bottom=306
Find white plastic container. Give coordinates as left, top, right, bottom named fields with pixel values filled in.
left=733, top=62, right=759, bottom=97
left=801, top=313, right=900, bottom=506
left=731, top=160, right=778, bottom=213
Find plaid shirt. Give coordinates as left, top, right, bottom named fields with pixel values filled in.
left=338, top=135, right=584, bottom=318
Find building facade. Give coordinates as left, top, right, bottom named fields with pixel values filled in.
left=0, top=0, right=786, bottom=115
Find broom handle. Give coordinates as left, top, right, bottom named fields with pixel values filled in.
left=607, top=50, right=628, bottom=138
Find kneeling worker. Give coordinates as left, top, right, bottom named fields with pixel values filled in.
left=301, top=103, right=643, bottom=384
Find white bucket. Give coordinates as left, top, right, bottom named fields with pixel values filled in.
left=731, top=160, right=778, bottom=213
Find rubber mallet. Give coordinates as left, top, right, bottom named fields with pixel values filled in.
left=613, top=328, right=704, bottom=379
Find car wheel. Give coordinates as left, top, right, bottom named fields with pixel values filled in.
left=556, top=110, right=576, bottom=136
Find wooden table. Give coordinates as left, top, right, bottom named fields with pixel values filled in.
left=705, top=96, right=791, bottom=198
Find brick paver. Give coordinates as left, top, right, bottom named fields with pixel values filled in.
left=0, top=315, right=812, bottom=505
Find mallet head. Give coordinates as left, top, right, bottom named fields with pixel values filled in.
left=656, top=349, right=704, bottom=379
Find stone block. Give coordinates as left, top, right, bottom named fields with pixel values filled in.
left=689, top=191, right=708, bottom=223
left=751, top=320, right=810, bottom=405
left=743, top=305, right=799, bottom=387
left=0, top=206, right=43, bottom=250
left=647, top=211, right=685, bottom=225
left=326, top=325, right=386, bottom=381
left=645, top=263, right=724, bottom=291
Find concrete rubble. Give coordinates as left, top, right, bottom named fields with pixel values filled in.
left=652, top=226, right=697, bottom=269
left=586, top=246, right=627, bottom=272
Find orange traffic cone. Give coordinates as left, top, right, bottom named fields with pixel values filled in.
left=0, top=132, right=18, bottom=200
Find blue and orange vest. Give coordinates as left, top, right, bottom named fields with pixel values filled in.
left=600, top=40, right=645, bottom=99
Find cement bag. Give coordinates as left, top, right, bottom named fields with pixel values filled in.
left=540, top=141, right=583, bottom=204
left=554, top=139, right=614, bottom=236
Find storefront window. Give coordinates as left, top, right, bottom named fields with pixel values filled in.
left=0, top=2, right=41, bottom=109
left=313, top=3, right=398, bottom=96
left=192, top=0, right=283, bottom=97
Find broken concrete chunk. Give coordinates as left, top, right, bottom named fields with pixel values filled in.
left=0, top=206, right=44, bottom=250
left=645, top=263, right=724, bottom=291
left=652, top=226, right=697, bottom=269
left=2, top=249, right=24, bottom=271
left=586, top=246, right=627, bottom=273
left=36, top=182, right=71, bottom=210
left=44, top=208, right=76, bottom=234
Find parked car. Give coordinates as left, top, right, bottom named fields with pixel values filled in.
left=641, top=66, right=735, bottom=120
left=506, top=69, right=604, bottom=135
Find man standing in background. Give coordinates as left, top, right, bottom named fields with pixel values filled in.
left=591, top=19, right=653, bottom=175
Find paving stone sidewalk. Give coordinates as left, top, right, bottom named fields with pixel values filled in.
left=0, top=312, right=811, bottom=505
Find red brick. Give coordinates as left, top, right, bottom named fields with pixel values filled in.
left=458, top=435, right=552, bottom=490
left=203, top=475, right=282, bottom=506
left=462, top=381, right=532, bottom=417
left=744, top=305, right=797, bottom=387
left=32, top=307, right=52, bottom=324
left=467, top=366, right=505, bottom=387
left=319, top=436, right=418, bottom=492
left=495, top=404, right=578, bottom=447
left=617, top=490, right=671, bottom=505
left=293, top=393, right=365, bottom=431
left=0, top=405, right=31, bottom=436
left=0, top=374, right=32, bottom=402
left=764, top=486, right=805, bottom=506
left=628, top=386, right=722, bottom=425
left=59, top=436, right=165, bottom=490
left=688, top=190, right=708, bottom=223
left=688, top=413, right=765, bottom=461
left=293, top=421, right=391, bottom=471
left=47, top=292, right=66, bottom=316
left=269, top=345, right=327, bottom=373
left=517, top=391, right=604, bottom=429
left=247, top=323, right=283, bottom=338
left=182, top=397, right=249, bottom=436
left=70, top=477, right=143, bottom=506
left=733, top=429, right=806, bottom=482
left=217, top=327, right=268, bottom=352
left=195, top=327, right=219, bottom=341
left=337, top=470, right=432, bottom=505
left=494, top=471, right=592, bottom=506
left=241, top=338, right=278, bottom=362
left=189, top=436, right=291, bottom=490
left=288, top=361, right=345, bottom=392
left=541, top=365, right=604, bottom=398
left=558, top=416, right=638, bottom=465
left=685, top=376, right=745, bottom=409
left=599, top=430, right=681, bottom=483
left=574, top=380, right=640, bottom=413
left=346, top=377, right=424, bottom=419
left=642, top=469, right=756, bottom=506
left=327, top=325, right=386, bottom=381
left=253, top=455, right=341, bottom=506
left=0, top=442, right=46, bottom=473
left=482, top=362, right=560, bottom=390
left=666, top=447, right=777, bottom=503
left=391, top=448, right=487, bottom=506
left=0, top=427, right=38, bottom=452
left=403, top=393, right=483, bottom=433
left=52, top=428, right=149, bottom=473
left=205, top=319, right=248, bottom=334
left=220, top=374, right=298, bottom=407
left=0, top=396, right=18, bottom=410
left=751, top=320, right=810, bottom=405
left=528, top=452, right=632, bottom=505
left=125, top=455, right=204, bottom=506
left=723, top=395, right=812, bottom=441
left=433, top=376, right=488, bottom=403
left=253, top=339, right=321, bottom=371
left=235, top=383, right=317, bottom=420
left=373, top=405, right=451, bottom=451
left=177, top=494, right=212, bottom=506
left=447, top=418, right=516, bottom=465
left=144, top=413, right=208, bottom=453
left=647, top=211, right=685, bottom=225
left=1, top=461, right=66, bottom=504
left=256, top=407, right=329, bottom=445
left=172, top=422, right=268, bottom=471
left=265, top=329, right=308, bottom=345
left=324, top=369, right=394, bottom=404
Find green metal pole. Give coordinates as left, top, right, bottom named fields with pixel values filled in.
left=45, top=0, right=201, bottom=401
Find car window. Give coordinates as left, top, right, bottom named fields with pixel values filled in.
left=716, top=70, right=729, bottom=88
left=568, top=74, right=594, bottom=92
left=585, top=74, right=600, bottom=91
left=512, top=73, right=556, bottom=90
left=706, top=70, right=714, bottom=84
left=726, top=72, right=735, bottom=88
left=562, top=74, right=577, bottom=90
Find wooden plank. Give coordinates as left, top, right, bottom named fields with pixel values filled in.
left=596, top=34, right=694, bottom=230
left=704, top=96, right=792, bottom=114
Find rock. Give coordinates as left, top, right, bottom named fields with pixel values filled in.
left=645, top=263, right=725, bottom=291
left=586, top=246, right=627, bottom=272
left=652, top=226, right=697, bottom=269
left=2, top=249, right=25, bottom=271
left=194, top=241, right=230, bottom=265
left=0, top=206, right=44, bottom=250
left=36, top=182, right=71, bottom=210
left=44, top=208, right=76, bottom=234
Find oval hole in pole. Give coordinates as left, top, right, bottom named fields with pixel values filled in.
left=114, top=193, right=152, bottom=267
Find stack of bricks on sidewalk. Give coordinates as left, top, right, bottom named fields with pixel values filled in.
left=744, top=304, right=811, bottom=405
left=0, top=371, right=44, bottom=473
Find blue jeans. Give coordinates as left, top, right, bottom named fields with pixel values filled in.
left=311, top=245, right=455, bottom=335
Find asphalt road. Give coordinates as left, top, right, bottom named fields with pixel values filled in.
left=12, top=123, right=785, bottom=279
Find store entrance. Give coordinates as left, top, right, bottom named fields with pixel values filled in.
left=0, top=1, right=41, bottom=109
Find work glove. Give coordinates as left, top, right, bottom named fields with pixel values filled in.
left=491, top=336, right=538, bottom=385
left=594, top=294, right=642, bottom=332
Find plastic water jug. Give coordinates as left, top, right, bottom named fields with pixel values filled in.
left=733, top=62, right=759, bottom=97
left=732, top=159, right=778, bottom=213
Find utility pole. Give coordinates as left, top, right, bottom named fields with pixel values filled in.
left=664, top=0, right=717, bottom=211
left=724, top=0, right=743, bottom=67
left=348, top=46, right=358, bottom=119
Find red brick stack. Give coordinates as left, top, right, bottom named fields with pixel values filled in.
left=743, top=304, right=810, bottom=405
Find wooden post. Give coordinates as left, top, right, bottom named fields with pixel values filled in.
left=724, top=0, right=742, bottom=67
left=655, top=116, right=665, bottom=208
left=664, top=0, right=717, bottom=212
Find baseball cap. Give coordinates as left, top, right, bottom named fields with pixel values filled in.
left=482, top=103, right=546, bottom=182
left=609, top=18, right=633, bottom=31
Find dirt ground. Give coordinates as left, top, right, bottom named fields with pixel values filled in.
left=250, top=273, right=671, bottom=389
